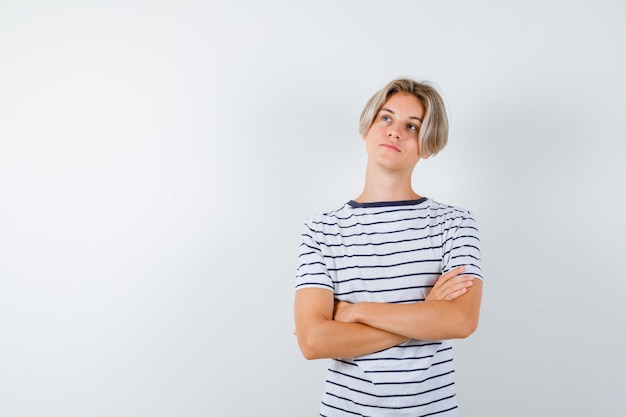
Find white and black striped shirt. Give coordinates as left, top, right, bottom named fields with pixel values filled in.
left=296, top=198, right=482, bottom=417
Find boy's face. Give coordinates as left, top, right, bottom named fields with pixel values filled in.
left=362, top=92, right=426, bottom=174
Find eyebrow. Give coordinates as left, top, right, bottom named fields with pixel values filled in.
left=380, top=107, right=423, bottom=122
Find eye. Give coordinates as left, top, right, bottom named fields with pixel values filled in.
left=381, top=115, right=392, bottom=122
left=406, top=123, right=419, bottom=131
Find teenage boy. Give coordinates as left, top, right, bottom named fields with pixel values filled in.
left=294, top=77, right=483, bottom=417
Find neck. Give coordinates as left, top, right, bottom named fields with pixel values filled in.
left=355, top=162, right=420, bottom=203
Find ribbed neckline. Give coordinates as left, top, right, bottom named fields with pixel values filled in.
left=348, top=197, right=427, bottom=208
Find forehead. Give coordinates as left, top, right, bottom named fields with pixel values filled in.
left=381, top=92, right=425, bottom=118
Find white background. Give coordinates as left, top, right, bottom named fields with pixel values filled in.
left=1, top=1, right=624, bottom=416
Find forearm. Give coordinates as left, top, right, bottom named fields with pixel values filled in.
left=347, top=280, right=482, bottom=341
left=297, top=318, right=407, bottom=360
left=294, top=288, right=409, bottom=360
left=351, top=300, right=473, bottom=340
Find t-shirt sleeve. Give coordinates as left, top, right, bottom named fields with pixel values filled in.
left=441, top=210, right=483, bottom=281
left=295, top=220, right=335, bottom=292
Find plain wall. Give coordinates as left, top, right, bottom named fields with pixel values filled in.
left=1, top=1, right=624, bottom=416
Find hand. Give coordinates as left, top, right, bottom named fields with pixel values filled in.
left=426, top=266, right=474, bottom=302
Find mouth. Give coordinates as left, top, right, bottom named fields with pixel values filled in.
left=381, top=143, right=400, bottom=152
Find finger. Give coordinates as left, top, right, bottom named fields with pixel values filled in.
left=446, top=265, right=466, bottom=277
left=444, top=287, right=468, bottom=300
left=437, top=275, right=473, bottom=293
left=436, top=266, right=466, bottom=285
left=439, top=277, right=473, bottom=298
left=437, top=278, right=474, bottom=300
left=427, top=270, right=472, bottom=301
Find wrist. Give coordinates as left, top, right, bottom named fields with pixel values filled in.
left=351, top=302, right=368, bottom=324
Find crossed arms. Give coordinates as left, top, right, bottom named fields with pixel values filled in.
left=294, top=266, right=482, bottom=360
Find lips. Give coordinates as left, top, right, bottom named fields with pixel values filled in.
left=381, top=142, right=400, bottom=152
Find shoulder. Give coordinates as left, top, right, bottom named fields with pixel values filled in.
left=303, top=202, right=352, bottom=231
left=426, top=198, right=475, bottom=218
left=425, top=199, right=479, bottom=231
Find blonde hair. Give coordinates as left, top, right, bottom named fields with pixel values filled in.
left=359, top=77, right=449, bottom=157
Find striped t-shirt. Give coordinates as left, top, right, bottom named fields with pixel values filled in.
left=295, top=197, right=482, bottom=417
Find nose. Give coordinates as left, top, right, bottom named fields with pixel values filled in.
left=388, top=124, right=401, bottom=140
